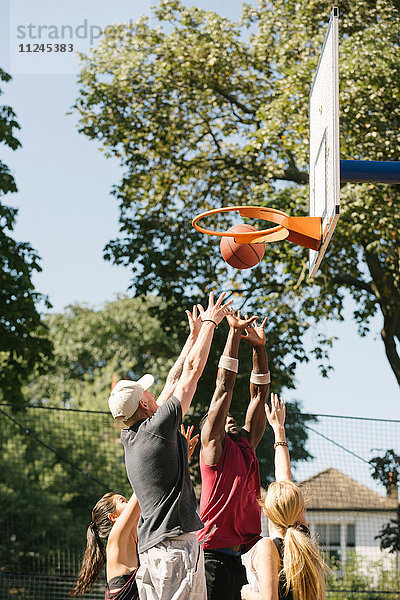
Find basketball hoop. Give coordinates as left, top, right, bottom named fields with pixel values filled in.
left=192, top=206, right=322, bottom=251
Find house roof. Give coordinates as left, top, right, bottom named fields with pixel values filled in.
left=298, top=468, right=398, bottom=511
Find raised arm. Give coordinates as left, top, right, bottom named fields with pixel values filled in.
left=266, top=394, right=307, bottom=526
left=242, top=317, right=270, bottom=449
left=157, top=306, right=202, bottom=406
left=173, top=291, right=233, bottom=416
left=108, top=493, right=140, bottom=545
left=106, top=492, right=140, bottom=580
left=201, top=311, right=257, bottom=466
left=266, top=393, right=292, bottom=482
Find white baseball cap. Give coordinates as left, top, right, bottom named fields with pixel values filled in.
left=108, top=375, right=155, bottom=420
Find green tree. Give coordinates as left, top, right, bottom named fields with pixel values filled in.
left=26, top=295, right=183, bottom=410
left=74, top=0, right=400, bottom=389
left=370, top=450, right=400, bottom=553
left=0, top=68, right=52, bottom=404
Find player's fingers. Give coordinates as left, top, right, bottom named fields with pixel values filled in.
left=197, top=304, right=205, bottom=314
left=221, top=299, right=234, bottom=311
left=245, top=315, right=258, bottom=326
left=215, top=291, right=227, bottom=307
left=261, top=316, right=268, bottom=329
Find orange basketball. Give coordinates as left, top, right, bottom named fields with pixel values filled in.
left=220, top=224, right=265, bottom=269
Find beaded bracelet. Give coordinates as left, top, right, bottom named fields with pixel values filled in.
left=274, top=441, right=288, bottom=449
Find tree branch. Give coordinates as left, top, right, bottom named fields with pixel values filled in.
left=206, top=124, right=223, bottom=156
left=381, top=314, right=400, bottom=386
left=271, top=167, right=308, bottom=185
left=330, top=275, right=376, bottom=296
left=210, top=82, right=256, bottom=116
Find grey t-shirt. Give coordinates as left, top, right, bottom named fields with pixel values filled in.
left=121, top=396, right=203, bottom=553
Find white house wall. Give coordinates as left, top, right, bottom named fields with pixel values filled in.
left=306, top=510, right=398, bottom=575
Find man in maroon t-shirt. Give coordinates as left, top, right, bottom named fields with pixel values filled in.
left=197, top=311, right=270, bottom=600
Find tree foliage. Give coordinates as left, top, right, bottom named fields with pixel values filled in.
left=74, top=0, right=400, bottom=389
left=370, top=450, right=400, bottom=553
left=0, top=68, right=52, bottom=404
left=27, top=295, right=183, bottom=410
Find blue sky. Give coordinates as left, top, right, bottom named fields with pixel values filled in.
left=1, top=0, right=399, bottom=420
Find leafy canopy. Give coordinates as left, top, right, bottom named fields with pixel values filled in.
left=26, top=296, right=183, bottom=410
left=0, top=68, right=52, bottom=404
left=74, top=0, right=400, bottom=388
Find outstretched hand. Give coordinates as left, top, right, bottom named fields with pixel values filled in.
left=180, top=424, right=199, bottom=460
left=197, top=291, right=234, bottom=327
left=226, top=310, right=258, bottom=331
left=241, top=315, right=268, bottom=347
left=266, top=392, right=286, bottom=431
left=185, top=305, right=202, bottom=339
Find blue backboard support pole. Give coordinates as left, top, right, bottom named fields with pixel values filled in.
left=340, top=160, right=400, bottom=183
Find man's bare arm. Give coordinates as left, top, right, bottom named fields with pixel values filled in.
left=242, top=316, right=269, bottom=449
left=201, top=311, right=257, bottom=466
left=157, top=306, right=201, bottom=406
left=173, top=292, right=233, bottom=416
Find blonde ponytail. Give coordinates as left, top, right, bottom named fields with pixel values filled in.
left=265, top=481, right=328, bottom=600
left=283, top=526, right=326, bottom=600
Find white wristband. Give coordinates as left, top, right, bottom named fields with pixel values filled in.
left=250, top=371, right=270, bottom=385
left=218, top=356, right=239, bottom=373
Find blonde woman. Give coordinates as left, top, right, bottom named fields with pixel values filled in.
left=241, top=393, right=328, bottom=600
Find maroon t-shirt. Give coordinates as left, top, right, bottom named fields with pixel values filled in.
left=197, top=434, right=262, bottom=552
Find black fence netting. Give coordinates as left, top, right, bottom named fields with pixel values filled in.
left=0, top=403, right=399, bottom=600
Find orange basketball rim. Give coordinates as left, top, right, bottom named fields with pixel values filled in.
left=192, top=206, right=322, bottom=251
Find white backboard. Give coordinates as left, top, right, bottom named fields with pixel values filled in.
left=309, top=6, right=340, bottom=277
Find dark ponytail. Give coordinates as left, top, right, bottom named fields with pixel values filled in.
left=70, top=492, right=116, bottom=596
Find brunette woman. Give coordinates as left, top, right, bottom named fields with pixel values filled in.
left=70, top=490, right=140, bottom=599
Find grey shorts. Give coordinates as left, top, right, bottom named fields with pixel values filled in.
left=136, top=533, right=206, bottom=600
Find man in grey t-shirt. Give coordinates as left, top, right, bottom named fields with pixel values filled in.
left=109, top=292, right=232, bottom=600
